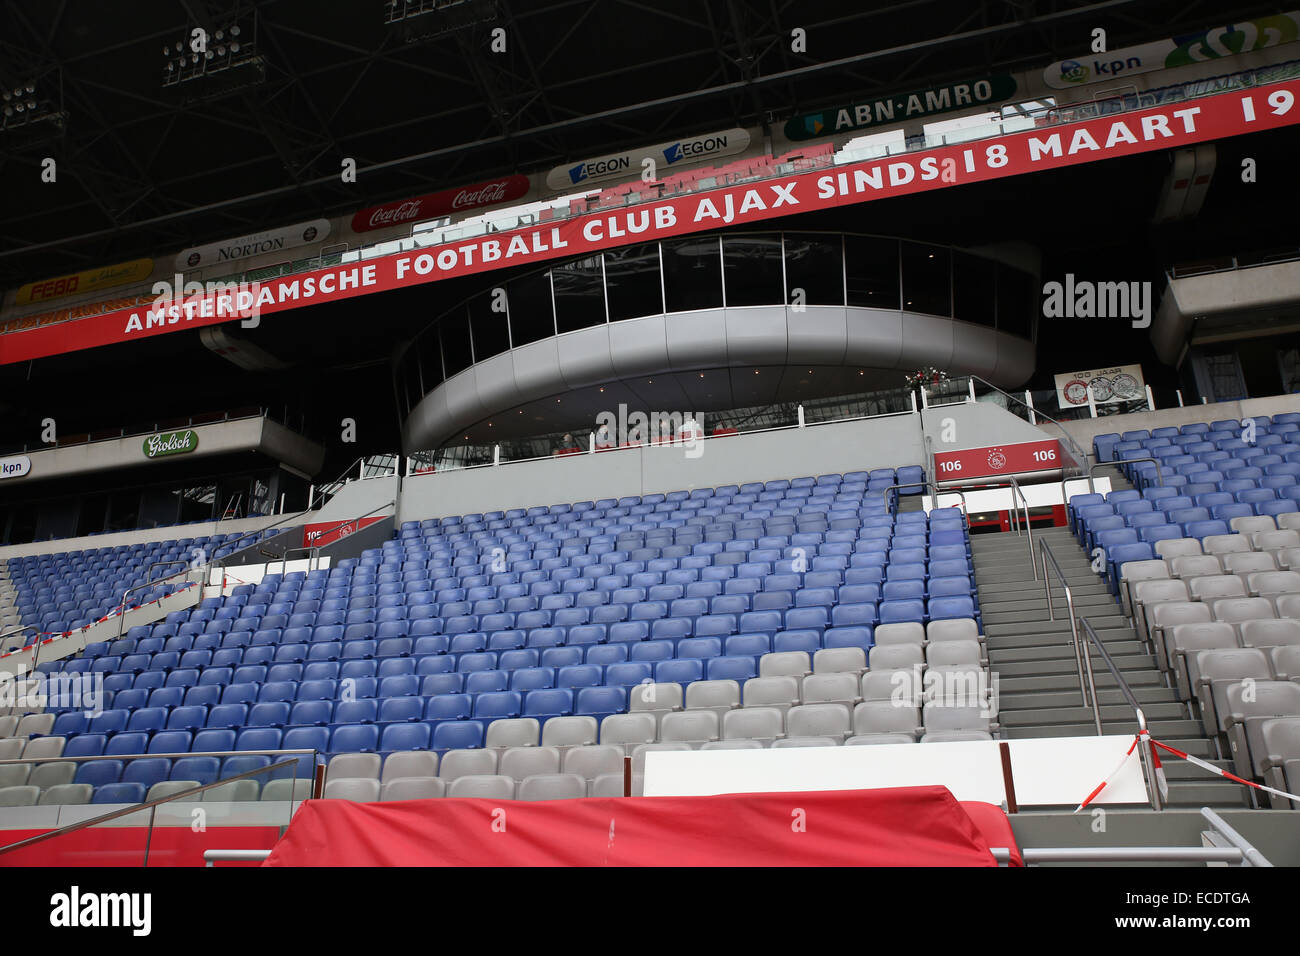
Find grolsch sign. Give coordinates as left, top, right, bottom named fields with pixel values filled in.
left=143, top=430, right=198, bottom=460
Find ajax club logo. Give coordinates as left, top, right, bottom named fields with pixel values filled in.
left=986, top=448, right=1007, bottom=471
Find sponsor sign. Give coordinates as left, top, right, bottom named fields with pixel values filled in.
left=545, top=128, right=751, bottom=190
left=352, top=175, right=530, bottom=233
left=302, top=516, right=385, bottom=549
left=15, top=259, right=154, bottom=306
left=0, top=455, right=31, bottom=479
left=1044, top=12, right=1300, bottom=89
left=5, top=79, right=1300, bottom=366
left=934, top=439, right=1062, bottom=480
left=142, top=430, right=198, bottom=459
left=785, top=76, right=1018, bottom=141
left=1055, top=363, right=1146, bottom=407
left=175, top=219, right=331, bottom=270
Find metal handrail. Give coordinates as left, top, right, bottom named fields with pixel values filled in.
left=1040, top=540, right=1092, bottom=712
left=876, top=481, right=969, bottom=527
left=0, top=751, right=317, bottom=857
left=968, top=374, right=1090, bottom=470
left=1077, top=615, right=1162, bottom=810
left=1089, top=456, right=1165, bottom=494
left=237, top=498, right=397, bottom=581
left=945, top=477, right=1036, bottom=580
left=1200, top=807, right=1272, bottom=867
left=114, top=559, right=193, bottom=645
left=992, top=846, right=1251, bottom=864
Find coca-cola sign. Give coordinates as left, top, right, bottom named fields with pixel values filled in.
left=352, top=175, right=530, bottom=233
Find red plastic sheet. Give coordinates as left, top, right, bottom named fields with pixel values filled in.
left=263, top=786, right=1004, bottom=867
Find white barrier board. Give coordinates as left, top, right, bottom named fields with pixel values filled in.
left=644, top=734, right=1148, bottom=806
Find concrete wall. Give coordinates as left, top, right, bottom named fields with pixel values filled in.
left=398, top=413, right=927, bottom=521
left=312, top=475, right=399, bottom=525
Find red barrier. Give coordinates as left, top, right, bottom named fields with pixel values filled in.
left=263, top=787, right=1006, bottom=867
left=0, top=826, right=281, bottom=867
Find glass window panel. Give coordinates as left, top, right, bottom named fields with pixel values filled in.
left=996, top=263, right=1036, bottom=339
left=901, top=243, right=951, bottom=316
left=440, top=312, right=472, bottom=378
left=552, top=255, right=607, bottom=333
left=783, top=233, right=844, bottom=306
left=845, top=236, right=900, bottom=310
left=604, top=243, right=663, bottom=321
left=402, top=349, right=423, bottom=412
left=417, top=330, right=443, bottom=391
left=468, top=291, right=510, bottom=360
left=722, top=234, right=784, bottom=307
left=662, top=237, right=723, bottom=313
left=952, top=252, right=996, bottom=328
left=507, top=271, right=557, bottom=347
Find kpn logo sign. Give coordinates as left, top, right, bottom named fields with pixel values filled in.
left=143, top=429, right=199, bottom=460
left=546, top=128, right=751, bottom=191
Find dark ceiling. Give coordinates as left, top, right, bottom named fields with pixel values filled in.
left=0, top=0, right=1284, bottom=286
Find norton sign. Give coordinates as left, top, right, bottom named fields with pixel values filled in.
left=785, top=76, right=1018, bottom=141
left=546, top=128, right=751, bottom=190
left=175, top=219, right=332, bottom=271
left=143, top=430, right=198, bottom=460
left=6, top=79, right=1300, bottom=366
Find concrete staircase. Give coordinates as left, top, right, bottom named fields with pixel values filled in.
left=0, top=561, right=21, bottom=636
left=971, top=523, right=1248, bottom=809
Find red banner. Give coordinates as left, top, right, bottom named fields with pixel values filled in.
left=351, top=175, right=531, bottom=232
left=301, top=515, right=385, bottom=549
left=5, top=79, right=1300, bottom=366
left=261, top=787, right=1004, bottom=866
left=935, top=438, right=1062, bottom=479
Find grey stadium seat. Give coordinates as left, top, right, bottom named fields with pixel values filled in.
left=771, top=736, right=839, bottom=748
left=438, top=748, right=499, bottom=781
left=1247, top=570, right=1300, bottom=599
left=1156, top=538, right=1205, bottom=559
left=1192, top=647, right=1273, bottom=736
left=382, top=751, right=439, bottom=782
left=0, top=786, right=40, bottom=807
left=0, top=764, right=29, bottom=788
left=927, top=618, right=980, bottom=643
left=630, top=742, right=692, bottom=774
left=861, top=668, right=921, bottom=704
left=0, top=715, right=18, bottom=737
left=562, top=745, right=624, bottom=781
left=1169, top=555, right=1223, bottom=580
left=1275, top=548, right=1300, bottom=571
left=1132, top=579, right=1191, bottom=644
left=845, top=734, right=916, bottom=746
left=28, top=762, right=75, bottom=790
left=1278, top=594, right=1300, bottom=619
left=1230, top=516, right=1277, bottom=536
left=1203, top=534, right=1253, bottom=556
left=1239, top=619, right=1300, bottom=649
left=446, top=774, right=515, bottom=800
left=721, top=707, right=785, bottom=745
left=926, top=640, right=982, bottom=668
left=22, top=737, right=64, bottom=760
left=1187, top=575, right=1248, bottom=603
left=873, top=622, right=925, bottom=646
left=591, top=771, right=642, bottom=797
left=327, top=752, right=381, bottom=780
left=39, top=783, right=94, bottom=806
left=517, top=773, right=588, bottom=801
left=1211, top=597, right=1276, bottom=625
left=541, top=716, right=599, bottom=749
left=628, top=682, right=684, bottom=726
left=498, top=746, right=561, bottom=781
left=758, top=651, right=812, bottom=679
left=921, top=730, right=994, bottom=743
left=205, top=780, right=262, bottom=801
left=813, top=646, right=867, bottom=674
left=15, top=714, right=54, bottom=738
left=1120, top=559, right=1171, bottom=615
left=261, top=778, right=314, bottom=801
left=869, top=644, right=924, bottom=671
left=485, top=718, right=541, bottom=750
left=923, top=704, right=993, bottom=735
left=659, top=710, right=719, bottom=746
left=1221, top=680, right=1300, bottom=778
left=802, top=673, right=862, bottom=708
left=741, top=676, right=801, bottom=713
left=0, top=738, right=25, bottom=760
left=684, top=680, right=741, bottom=720
left=786, top=703, right=851, bottom=742
left=1222, top=552, right=1277, bottom=577
left=852, top=701, right=922, bottom=739
left=1149, top=603, right=1214, bottom=669
left=1254, top=529, right=1300, bottom=552
left=380, top=777, right=445, bottom=801
left=1270, top=645, right=1300, bottom=681
left=1167, top=622, right=1240, bottom=697
left=1276, top=513, right=1300, bottom=533
left=146, top=780, right=202, bottom=803
left=599, top=713, right=658, bottom=755
left=1257, top=717, right=1300, bottom=808
left=700, top=739, right=765, bottom=750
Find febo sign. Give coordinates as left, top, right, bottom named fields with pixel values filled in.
left=352, top=176, right=530, bottom=233
left=934, top=439, right=1062, bottom=480
left=302, top=516, right=384, bottom=549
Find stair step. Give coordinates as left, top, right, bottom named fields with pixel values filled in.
left=996, top=702, right=1190, bottom=726
left=979, top=594, right=1117, bottom=615
left=992, top=655, right=1156, bottom=678
left=998, top=673, right=1166, bottom=693
left=984, top=626, right=1136, bottom=650
left=984, top=615, right=1128, bottom=636
left=1002, top=719, right=1209, bottom=739
left=996, top=687, right=1180, bottom=709
left=989, top=640, right=1146, bottom=663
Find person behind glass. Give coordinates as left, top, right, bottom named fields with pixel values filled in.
left=712, top=419, right=739, bottom=437
left=595, top=422, right=614, bottom=452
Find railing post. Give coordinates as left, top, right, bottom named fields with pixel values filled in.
left=797, top=404, right=805, bottom=427
left=1145, top=385, right=1156, bottom=411
left=1025, top=390, right=1037, bottom=425
left=1086, top=384, right=1098, bottom=418
left=910, top=391, right=918, bottom=414
left=968, top=378, right=976, bottom=403
left=1176, top=389, right=1185, bottom=407
left=493, top=445, right=501, bottom=466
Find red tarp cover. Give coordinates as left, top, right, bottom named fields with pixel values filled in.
left=262, top=786, right=1004, bottom=867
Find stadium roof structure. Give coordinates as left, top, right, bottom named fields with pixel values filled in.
left=0, top=0, right=1282, bottom=287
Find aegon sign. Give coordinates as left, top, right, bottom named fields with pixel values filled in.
left=351, top=175, right=530, bottom=233
left=175, top=219, right=332, bottom=270
left=5, top=79, right=1300, bottom=365
left=545, top=128, right=752, bottom=190
left=785, top=76, right=1018, bottom=141
left=143, top=430, right=198, bottom=459
left=0, top=455, right=31, bottom=479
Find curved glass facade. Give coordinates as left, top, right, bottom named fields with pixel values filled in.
left=395, top=232, right=1038, bottom=416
